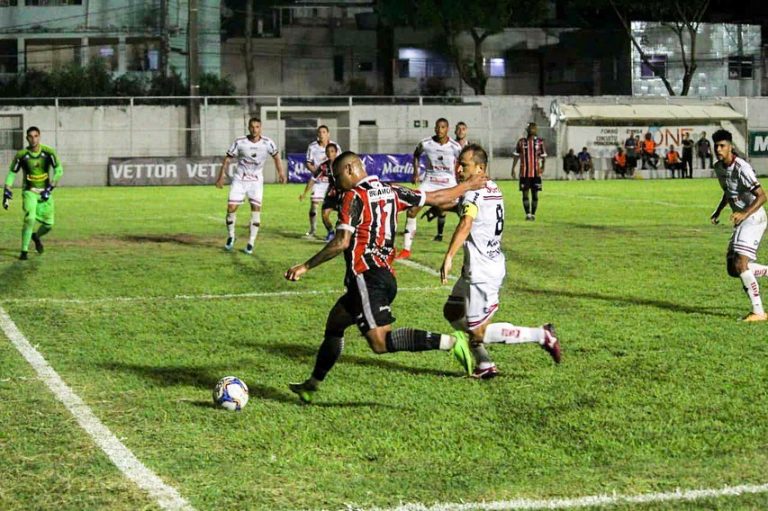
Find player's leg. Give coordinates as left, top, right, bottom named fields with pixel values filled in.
left=288, top=297, right=356, bottom=403
left=520, top=180, right=531, bottom=220
left=444, top=278, right=497, bottom=379
left=32, top=195, right=55, bottom=254
left=727, top=211, right=768, bottom=320
left=19, top=191, right=40, bottom=259
left=225, top=181, right=245, bottom=250
left=435, top=210, right=446, bottom=241
left=306, top=201, right=319, bottom=237
left=242, top=182, right=263, bottom=254
left=399, top=206, right=420, bottom=258
left=530, top=180, right=541, bottom=220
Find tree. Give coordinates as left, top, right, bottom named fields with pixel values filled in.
left=379, top=0, right=547, bottom=95
left=607, top=0, right=710, bottom=96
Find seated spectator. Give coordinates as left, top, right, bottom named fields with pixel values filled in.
left=664, top=144, right=684, bottom=178
left=577, top=146, right=594, bottom=180
left=641, top=132, right=659, bottom=171
left=612, top=147, right=628, bottom=178
left=562, top=148, right=579, bottom=180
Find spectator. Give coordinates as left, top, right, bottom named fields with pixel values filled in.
left=641, top=132, right=659, bottom=172
left=664, top=144, right=684, bottom=178
left=612, top=147, right=628, bottom=178
left=562, top=148, right=579, bottom=180
left=624, top=134, right=638, bottom=175
left=577, top=146, right=594, bottom=180
left=697, top=131, right=713, bottom=169
left=681, top=132, right=694, bottom=178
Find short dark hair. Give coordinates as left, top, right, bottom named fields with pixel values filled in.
left=460, top=143, right=488, bottom=166
left=26, top=126, right=40, bottom=135
left=436, top=118, right=449, bottom=125
left=325, top=142, right=340, bottom=154
left=332, top=150, right=357, bottom=175
left=712, top=129, right=733, bottom=144
left=248, top=117, right=261, bottom=125
left=455, top=121, right=467, bottom=128
left=317, top=125, right=329, bottom=132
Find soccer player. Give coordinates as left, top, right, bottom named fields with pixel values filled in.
left=710, top=129, right=768, bottom=322
left=454, top=121, right=469, bottom=149
left=300, top=142, right=341, bottom=242
left=441, top=144, right=561, bottom=379
left=398, top=118, right=462, bottom=258
left=511, top=122, right=547, bottom=220
left=216, top=117, right=286, bottom=255
left=4, top=126, right=63, bottom=260
left=303, top=125, right=340, bottom=238
left=285, top=151, right=488, bottom=403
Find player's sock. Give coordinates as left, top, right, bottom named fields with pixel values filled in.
left=740, top=270, right=765, bottom=314
left=310, top=336, right=344, bottom=382
left=385, top=328, right=444, bottom=352
left=403, top=217, right=417, bottom=250
left=531, top=190, right=539, bottom=215
left=522, top=193, right=531, bottom=215
left=483, top=322, right=543, bottom=344
left=471, top=343, right=494, bottom=369
left=21, top=212, right=34, bottom=252
left=249, top=211, right=261, bottom=245
left=748, top=262, right=768, bottom=278
left=436, top=215, right=446, bottom=237
left=37, top=224, right=52, bottom=238
left=226, top=212, right=236, bottom=238
left=308, top=204, right=318, bottom=234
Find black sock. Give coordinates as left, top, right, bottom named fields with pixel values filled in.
left=522, top=193, right=530, bottom=214
left=385, top=328, right=441, bottom=352
left=310, top=336, right=344, bottom=382
left=437, top=215, right=446, bottom=236
left=531, top=190, right=539, bottom=215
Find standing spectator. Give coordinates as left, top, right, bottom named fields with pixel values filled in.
left=562, top=148, right=579, bottom=180
left=664, top=145, right=683, bottom=178
left=681, top=132, right=694, bottom=178
left=577, top=146, right=594, bottom=180
left=633, top=135, right=643, bottom=173
left=624, top=134, right=638, bottom=175
left=641, top=132, right=659, bottom=173
left=511, top=122, right=547, bottom=221
left=697, top=131, right=713, bottom=170
left=612, top=147, right=628, bottom=178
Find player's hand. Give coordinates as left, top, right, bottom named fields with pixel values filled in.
left=278, top=173, right=287, bottom=184
left=440, top=257, right=452, bottom=285
left=285, top=264, right=308, bottom=281
left=463, top=173, right=488, bottom=190
left=730, top=211, right=747, bottom=226
left=411, top=174, right=420, bottom=185
left=298, top=193, right=305, bottom=201
left=2, top=188, right=11, bottom=210
left=215, top=178, right=224, bottom=189
left=39, top=185, right=54, bottom=203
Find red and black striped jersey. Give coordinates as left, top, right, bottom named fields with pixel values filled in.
left=514, top=136, right=547, bottom=178
left=338, top=176, right=426, bottom=275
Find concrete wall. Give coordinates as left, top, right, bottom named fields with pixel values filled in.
left=2, top=95, right=767, bottom=187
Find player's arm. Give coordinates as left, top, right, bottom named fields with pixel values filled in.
left=710, top=192, right=728, bottom=224
left=424, top=173, right=487, bottom=209
left=216, top=155, right=231, bottom=188
left=440, top=206, right=475, bottom=284
left=285, top=229, right=351, bottom=281
left=272, top=153, right=286, bottom=184
left=412, top=145, right=423, bottom=184
left=3, top=154, right=20, bottom=209
left=731, top=186, right=767, bottom=226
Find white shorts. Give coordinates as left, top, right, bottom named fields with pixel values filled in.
left=419, top=174, right=457, bottom=193
left=311, top=181, right=329, bottom=202
left=729, top=207, right=767, bottom=261
left=447, top=276, right=501, bottom=330
left=228, top=179, right=263, bottom=206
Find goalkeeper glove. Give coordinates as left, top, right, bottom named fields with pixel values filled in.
left=2, top=188, right=11, bottom=210
left=40, top=185, right=54, bottom=203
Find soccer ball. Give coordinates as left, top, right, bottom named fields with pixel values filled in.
left=212, top=376, right=249, bottom=411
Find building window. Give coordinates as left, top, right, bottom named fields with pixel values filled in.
left=127, top=38, right=160, bottom=72
left=0, top=115, right=23, bottom=151
left=0, top=40, right=18, bottom=73
left=333, top=55, right=344, bottom=82
left=397, top=48, right=453, bottom=78
left=357, top=61, right=374, bottom=72
left=728, top=55, right=754, bottom=79
left=25, top=0, right=81, bottom=5
left=640, top=54, right=667, bottom=79
left=487, top=58, right=506, bottom=77
left=88, top=38, right=118, bottom=71
left=0, top=0, right=19, bottom=6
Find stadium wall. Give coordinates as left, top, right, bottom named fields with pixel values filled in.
left=1, top=95, right=766, bottom=187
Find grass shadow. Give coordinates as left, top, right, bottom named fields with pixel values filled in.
left=0, top=258, right=40, bottom=298
left=120, top=233, right=213, bottom=247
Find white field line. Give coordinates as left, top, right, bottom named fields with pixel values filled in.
left=546, top=191, right=701, bottom=209
left=0, top=307, right=194, bottom=511
left=396, top=258, right=457, bottom=281
left=0, top=285, right=446, bottom=306
left=362, top=483, right=768, bottom=511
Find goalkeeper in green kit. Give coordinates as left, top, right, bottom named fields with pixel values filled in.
left=4, top=126, right=63, bottom=260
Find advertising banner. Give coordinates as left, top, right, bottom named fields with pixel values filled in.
left=108, top=157, right=234, bottom=186
left=288, top=153, right=415, bottom=183
left=749, top=131, right=768, bottom=156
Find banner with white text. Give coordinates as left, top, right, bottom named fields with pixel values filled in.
left=108, top=157, right=235, bottom=186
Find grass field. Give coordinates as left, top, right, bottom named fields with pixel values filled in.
left=1, top=179, right=767, bottom=511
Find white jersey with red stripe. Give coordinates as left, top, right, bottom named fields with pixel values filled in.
left=715, top=156, right=763, bottom=213
left=305, top=140, right=340, bottom=184
left=416, top=136, right=461, bottom=188
left=460, top=180, right=506, bottom=283
left=226, top=135, right=278, bottom=182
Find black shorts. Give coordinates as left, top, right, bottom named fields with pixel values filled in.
left=341, top=268, right=397, bottom=333
left=519, top=176, right=542, bottom=191
left=322, top=193, right=340, bottom=212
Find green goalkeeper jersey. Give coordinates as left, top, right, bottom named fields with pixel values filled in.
left=6, top=144, right=63, bottom=190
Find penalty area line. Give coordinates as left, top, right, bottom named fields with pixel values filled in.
left=0, top=307, right=195, bottom=511
left=363, top=482, right=768, bottom=511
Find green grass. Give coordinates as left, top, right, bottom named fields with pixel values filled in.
left=0, top=180, right=767, bottom=510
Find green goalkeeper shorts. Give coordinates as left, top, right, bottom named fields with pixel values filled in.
left=22, top=190, right=55, bottom=225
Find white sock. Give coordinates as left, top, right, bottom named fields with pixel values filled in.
left=226, top=212, right=236, bottom=238
left=403, top=217, right=417, bottom=250
left=748, top=262, right=768, bottom=278
left=483, top=323, right=543, bottom=345
left=249, top=211, right=261, bottom=245
left=438, top=334, right=455, bottom=351
left=471, top=343, right=494, bottom=369
left=740, top=270, right=765, bottom=314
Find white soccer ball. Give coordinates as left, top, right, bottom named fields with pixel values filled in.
left=212, top=376, right=249, bottom=411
